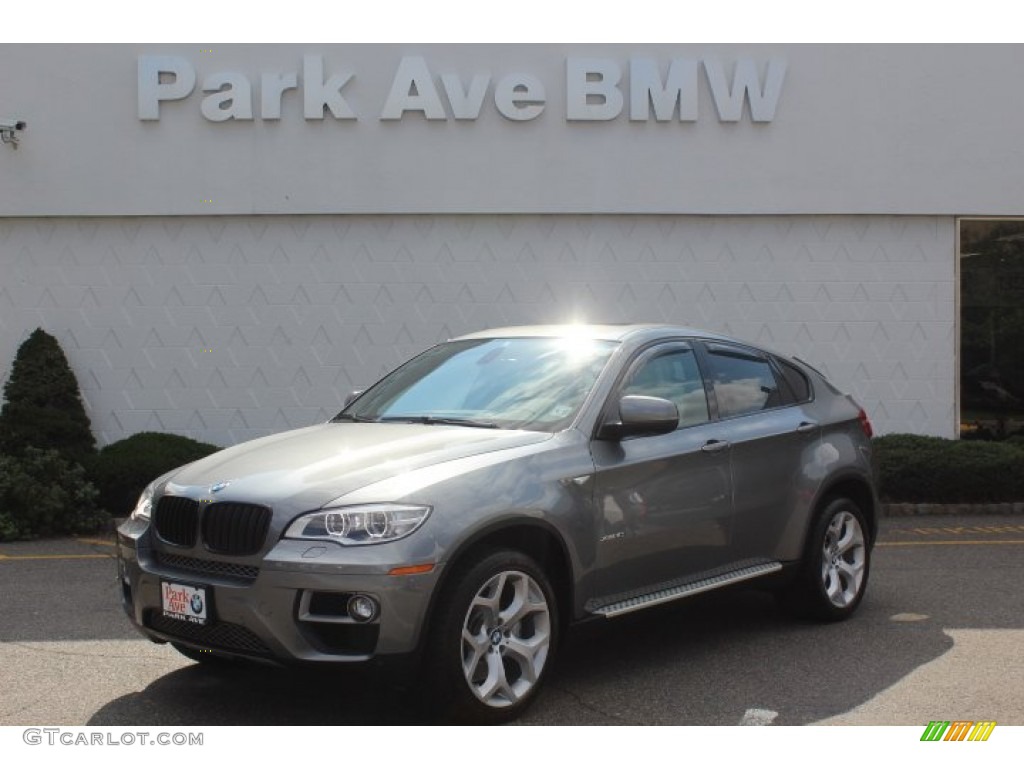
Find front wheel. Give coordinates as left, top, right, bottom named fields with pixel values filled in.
left=427, top=550, right=558, bottom=724
left=780, top=497, right=871, bottom=622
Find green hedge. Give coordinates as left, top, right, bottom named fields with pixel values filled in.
left=0, top=448, right=107, bottom=541
left=87, top=432, right=221, bottom=516
left=873, top=434, right=1024, bottom=503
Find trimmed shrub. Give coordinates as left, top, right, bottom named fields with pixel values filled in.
left=1006, top=434, right=1024, bottom=450
left=873, top=434, right=1024, bottom=503
left=0, top=328, right=96, bottom=465
left=0, top=510, right=19, bottom=541
left=0, top=448, right=107, bottom=541
left=87, top=432, right=221, bottom=516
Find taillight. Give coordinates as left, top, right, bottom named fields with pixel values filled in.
left=857, top=408, right=873, bottom=438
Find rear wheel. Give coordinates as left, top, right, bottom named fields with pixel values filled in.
left=780, top=497, right=870, bottom=621
left=426, top=549, right=558, bottom=724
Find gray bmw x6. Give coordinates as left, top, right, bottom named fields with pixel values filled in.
left=117, top=324, right=877, bottom=722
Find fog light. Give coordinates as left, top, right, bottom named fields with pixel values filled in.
left=347, top=594, right=379, bottom=623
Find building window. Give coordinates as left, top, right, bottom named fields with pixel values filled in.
left=960, top=219, right=1024, bottom=439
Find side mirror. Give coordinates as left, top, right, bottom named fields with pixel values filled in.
left=343, top=389, right=364, bottom=407
left=598, top=395, right=679, bottom=440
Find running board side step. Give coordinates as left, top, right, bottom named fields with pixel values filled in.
left=591, top=561, right=783, bottom=618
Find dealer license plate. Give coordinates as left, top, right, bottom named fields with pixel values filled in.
left=161, top=581, right=209, bottom=625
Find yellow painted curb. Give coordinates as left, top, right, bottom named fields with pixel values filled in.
left=877, top=539, right=1024, bottom=547
left=0, top=553, right=113, bottom=561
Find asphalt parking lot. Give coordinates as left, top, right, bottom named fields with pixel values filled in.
left=1, top=516, right=1022, bottom=726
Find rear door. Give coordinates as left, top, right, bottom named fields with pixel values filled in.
left=695, top=342, right=821, bottom=562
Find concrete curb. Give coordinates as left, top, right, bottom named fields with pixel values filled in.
left=882, top=502, right=1024, bottom=517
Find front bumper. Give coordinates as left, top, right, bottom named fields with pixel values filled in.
left=116, top=519, right=441, bottom=663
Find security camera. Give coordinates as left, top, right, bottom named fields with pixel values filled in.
left=0, top=118, right=26, bottom=147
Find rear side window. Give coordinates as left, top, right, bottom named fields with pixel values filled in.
left=776, top=358, right=812, bottom=403
left=705, top=347, right=783, bottom=418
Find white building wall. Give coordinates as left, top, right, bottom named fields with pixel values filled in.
left=4, top=45, right=1024, bottom=217
left=0, top=214, right=954, bottom=447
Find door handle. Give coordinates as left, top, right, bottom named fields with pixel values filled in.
left=796, top=421, right=818, bottom=434
left=701, top=439, right=731, bottom=453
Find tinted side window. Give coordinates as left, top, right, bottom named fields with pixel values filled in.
left=776, top=358, right=812, bottom=403
left=622, top=349, right=710, bottom=428
left=705, top=349, right=783, bottom=418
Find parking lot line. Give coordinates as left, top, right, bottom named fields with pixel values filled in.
left=74, top=538, right=116, bottom=547
left=877, top=539, right=1024, bottom=547
left=890, top=524, right=1024, bottom=536
left=0, top=553, right=113, bottom=561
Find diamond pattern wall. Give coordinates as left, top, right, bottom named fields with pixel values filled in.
left=0, top=215, right=955, bottom=446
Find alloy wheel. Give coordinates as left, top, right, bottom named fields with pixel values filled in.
left=820, top=509, right=867, bottom=608
left=460, top=569, right=552, bottom=708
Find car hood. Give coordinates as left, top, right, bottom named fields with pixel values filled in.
left=163, top=422, right=553, bottom=511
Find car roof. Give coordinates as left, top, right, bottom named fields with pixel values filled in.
left=450, top=324, right=813, bottom=370
left=453, top=323, right=741, bottom=345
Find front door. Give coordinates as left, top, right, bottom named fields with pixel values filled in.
left=590, top=343, right=735, bottom=600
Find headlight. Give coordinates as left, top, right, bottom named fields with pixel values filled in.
left=284, top=504, right=431, bottom=546
left=130, top=483, right=155, bottom=522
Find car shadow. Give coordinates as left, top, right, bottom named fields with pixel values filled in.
left=88, top=580, right=955, bottom=726
left=523, top=584, right=955, bottom=725
left=87, top=662, right=431, bottom=726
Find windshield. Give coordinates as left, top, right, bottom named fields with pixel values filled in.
left=335, top=337, right=618, bottom=432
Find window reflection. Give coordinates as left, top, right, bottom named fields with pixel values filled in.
left=705, top=351, right=781, bottom=418
left=343, top=337, right=617, bottom=432
left=960, top=220, right=1024, bottom=440
left=622, top=349, right=710, bottom=428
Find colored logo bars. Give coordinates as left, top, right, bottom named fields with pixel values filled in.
left=920, top=721, right=996, bottom=742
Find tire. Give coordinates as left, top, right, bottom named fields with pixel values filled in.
left=426, top=549, right=559, bottom=724
left=779, top=497, right=871, bottom=622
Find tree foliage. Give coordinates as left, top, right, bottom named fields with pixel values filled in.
left=0, top=448, right=106, bottom=541
left=86, top=432, right=221, bottom=516
left=0, top=328, right=96, bottom=464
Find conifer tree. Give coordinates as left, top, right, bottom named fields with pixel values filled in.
left=0, top=328, right=96, bottom=464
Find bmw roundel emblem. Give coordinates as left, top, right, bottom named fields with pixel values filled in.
left=191, top=594, right=204, bottom=614
left=209, top=481, right=231, bottom=494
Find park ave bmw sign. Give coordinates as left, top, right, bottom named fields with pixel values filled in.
left=137, top=54, right=786, bottom=124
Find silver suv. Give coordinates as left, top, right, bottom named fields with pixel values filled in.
left=116, top=324, right=877, bottom=723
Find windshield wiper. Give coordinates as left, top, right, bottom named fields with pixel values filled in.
left=378, top=415, right=500, bottom=429
left=332, top=413, right=378, bottom=423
